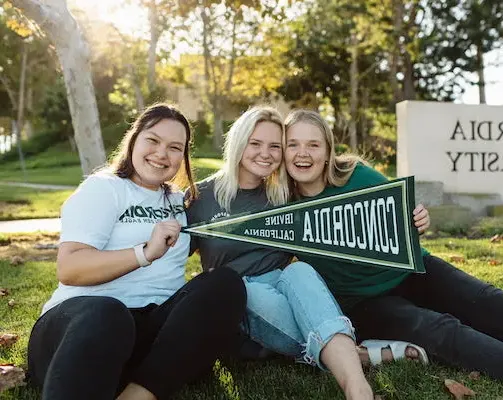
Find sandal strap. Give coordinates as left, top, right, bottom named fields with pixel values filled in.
left=388, top=341, right=408, bottom=361
left=366, top=345, right=383, bottom=365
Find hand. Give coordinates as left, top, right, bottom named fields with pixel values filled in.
left=144, top=220, right=181, bottom=262
left=413, top=204, right=430, bottom=235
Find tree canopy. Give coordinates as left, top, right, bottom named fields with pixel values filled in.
left=0, top=0, right=501, bottom=159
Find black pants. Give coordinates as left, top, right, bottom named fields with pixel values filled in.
left=347, top=255, right=503, bottom=379
left=28, top=268, right=246, bottom=400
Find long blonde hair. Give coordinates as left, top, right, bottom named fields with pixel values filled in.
left=284, top=109, right=366, bottom=189
left=213, top=106, right=289, bottom=211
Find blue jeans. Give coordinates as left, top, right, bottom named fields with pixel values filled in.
left=243, top=261, right=355, bottom=369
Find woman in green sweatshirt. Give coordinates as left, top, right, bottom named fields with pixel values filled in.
left=284, top=109, right=503, bottom=380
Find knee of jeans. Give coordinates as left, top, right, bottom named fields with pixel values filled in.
left=281, top=261, right=317, bottom=281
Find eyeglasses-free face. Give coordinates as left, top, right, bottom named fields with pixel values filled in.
left=238, top=121, right=283, bottom=189
left=131, top=118, right=187, bottom=191
left=285, top=121, right=329, bottom=197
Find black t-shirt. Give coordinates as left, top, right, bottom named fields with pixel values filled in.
left=185, top=178, right=292, bottom=277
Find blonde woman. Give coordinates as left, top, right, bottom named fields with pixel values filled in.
left=284, top=109, right=503, bottom=379
left=187, top=106, right=373, bottom=400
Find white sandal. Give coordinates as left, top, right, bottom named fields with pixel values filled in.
left=360, top=339, right=429, bottom=366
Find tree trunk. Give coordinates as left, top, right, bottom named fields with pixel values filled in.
left=201, top=6, right=211, bottom=94
left=25, top=84, right=34, bottom=139
left=17, top=42, right=28, bottom=140
left=476, top=44, right=486, bottom=104
left=390, top=0, right=403, bottom=105
left=212, top=102, right=224, bottom=150
left=388, top=52, right=401, bottom=105
left=402, top=0, right=418, bottom=100
left=402, top=44, right=416, bottom=100
left=225, top=11, right=238, bottom=93
left=349, top=33, right=359, bottom=151
left=11, top=0, right=106, bottom=176
left=127, top=63, right=145, bottom=111
left=361, top=87, right=369, bottom=143
left=12, top=119, right=27, bottom=181
left=148, top=0, right=159, bottom=93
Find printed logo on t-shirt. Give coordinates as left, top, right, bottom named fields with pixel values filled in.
left=119, top=204, right=184, bottom=223
left=210, top=211, right=230, bottom=221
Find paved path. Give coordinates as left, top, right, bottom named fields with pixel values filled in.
left=0, top=181, right=76, bottom=190
left=0, top=218, right=61, bottom=233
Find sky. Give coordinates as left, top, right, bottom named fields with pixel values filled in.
left=460, top=49, right=503, bottom=105
left=71, top=0, right=503, bottom=107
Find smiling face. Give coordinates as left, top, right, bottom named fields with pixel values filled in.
left=238, top=121, right=283, bottom=189
left=131, top=118, right=187, bottom=190
left=285, top=121, right=329, bottom=196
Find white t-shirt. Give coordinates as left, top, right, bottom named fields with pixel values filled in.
left=41, top=171, right=189, bottom=315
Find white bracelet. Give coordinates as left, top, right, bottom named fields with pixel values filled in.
left=134, top=243, right=151, bottom=267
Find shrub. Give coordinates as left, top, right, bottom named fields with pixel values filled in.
left=469, top=217, right=503, bottom=237
left=189, top=119, right=231, bottom=158
left=0, top=129, right=64, bottom=163
left=427, top=205, right=476, bottom=236
left=102, top=122, right=129, bottom=152
left=191, top=119, right=211, bottom=149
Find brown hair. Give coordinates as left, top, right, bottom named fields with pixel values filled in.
left=108, top=103, right=197, bottom=202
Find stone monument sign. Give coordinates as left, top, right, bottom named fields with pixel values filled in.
left=397, top=101, right=503, bottom=216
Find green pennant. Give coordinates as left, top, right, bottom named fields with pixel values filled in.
left=183, top=177, right=425, bottom=273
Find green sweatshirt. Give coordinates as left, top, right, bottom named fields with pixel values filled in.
left=297, top=164, right=429, bottom=310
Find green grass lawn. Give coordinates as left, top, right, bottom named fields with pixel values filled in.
left=1, top=235, right=503, bottom=399
left=0, top=158, right=222, bottom=187
left=0, top=186, right=73, bottom=221
left=0, top=158, right=223, bottom=187
left=0, top=166, right=83, bottom=186
left=0, top=142, right=223, bottom=187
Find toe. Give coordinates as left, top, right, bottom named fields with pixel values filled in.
left=405, top=346, right=419, bottom=360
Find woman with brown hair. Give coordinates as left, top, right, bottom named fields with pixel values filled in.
left=27, top=103, right=246, bottom=400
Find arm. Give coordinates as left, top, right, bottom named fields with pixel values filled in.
left=56, top=175, right=181, bottom=286
left=57, top=242, right=139, bottom=286
left=57, top=219, right=181, bottom=286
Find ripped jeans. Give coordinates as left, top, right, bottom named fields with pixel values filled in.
left=243, top=261, right=355, bottom=369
